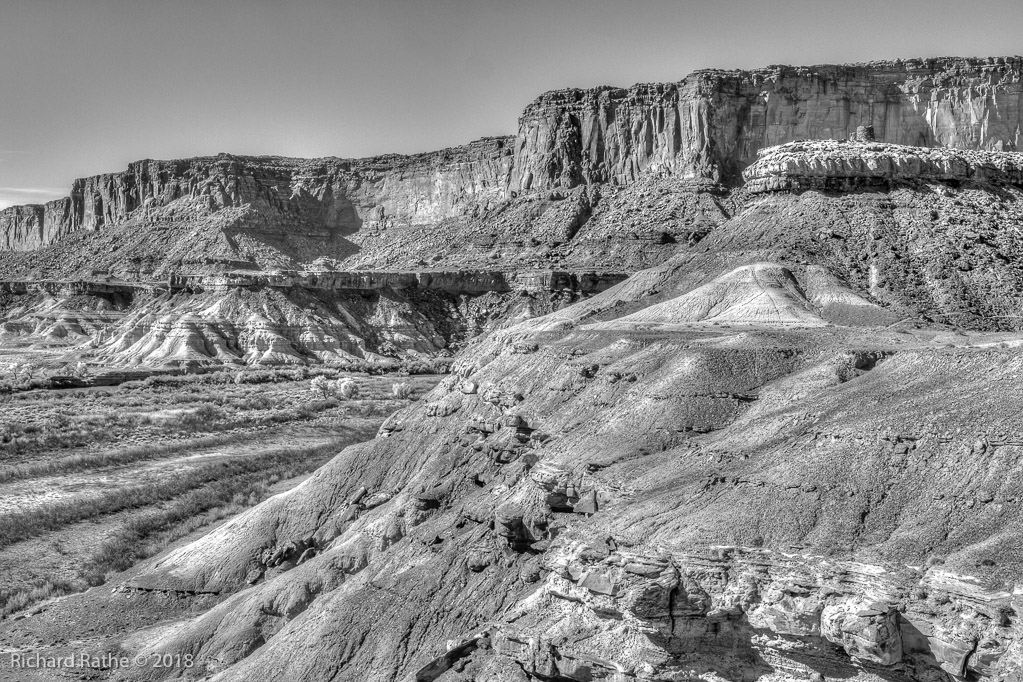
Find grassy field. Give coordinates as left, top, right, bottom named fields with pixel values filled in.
left=0, top=370, right=439, bottom=618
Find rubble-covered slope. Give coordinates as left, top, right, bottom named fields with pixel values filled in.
left=0, top=175, right=727, bottom=279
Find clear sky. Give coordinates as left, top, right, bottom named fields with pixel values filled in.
left=1, top=0, right=1021, bottom=209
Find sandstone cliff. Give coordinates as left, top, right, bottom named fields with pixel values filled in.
left=511, top=56, right=1023, bottom=190
left=0, top=138, right=515, bottom=253
left=743, top=140, right=1023, bottom=192
left=3, top=57, right=1021, bottom=256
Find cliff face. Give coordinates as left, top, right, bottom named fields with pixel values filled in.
left=0, top=198, right=76, bottom=251
left=0, top=137, right=515, bottom=252
left=512, top=56, right=1023, bottom=190
left=4, top=57, right=1021, bottom=254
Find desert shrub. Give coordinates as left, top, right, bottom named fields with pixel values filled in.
left=334, top=377, right=359, bottom=399
left=175, top=404, right=228, bottom=429
left=392, top=382, right=413, bottom=400
left=338, top=359, right=370, bottom=374
left=310, top=375, right=332, bottom=399
left=430, top=357, right=453, bottom=374
left=0, top=579, right=79, bottom=618
left=400, top=357, right=450, bottom=375
left=231, top=394, right=273, bottom=411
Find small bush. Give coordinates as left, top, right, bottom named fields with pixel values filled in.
left=392, top=382, right=413, bottom=400
left=334, top=378, right=359, bottom=400
left=310, top=375, right=332, bottom=399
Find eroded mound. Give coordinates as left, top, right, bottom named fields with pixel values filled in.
left=587, top=262, right=828, bottom=329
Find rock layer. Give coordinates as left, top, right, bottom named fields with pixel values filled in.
left=743, top=140, right=1023, bottom=192
left=0, top=138, right=515, bottom=253
left=511, top=57, right=1023, bottom=191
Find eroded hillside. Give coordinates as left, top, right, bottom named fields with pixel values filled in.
left=4, top=57, right=1023, bottom=682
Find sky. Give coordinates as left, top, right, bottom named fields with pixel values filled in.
left=1, top=0, right=1021, bottom=209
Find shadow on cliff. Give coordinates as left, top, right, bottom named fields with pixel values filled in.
left=224, top=227, right=362, bottom=268
left=646, top=616, right=913, bottom=682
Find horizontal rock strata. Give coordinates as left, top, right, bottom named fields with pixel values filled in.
left=4, top=57, right=1023, bottom=253
left=744, top=140, right=1023, bottom=192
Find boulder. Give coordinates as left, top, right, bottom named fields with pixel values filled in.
left=821, top=601, right=902, bottom=666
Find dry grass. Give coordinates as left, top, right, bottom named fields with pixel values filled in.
left=0, top=429, right=371, bottom=550
left=0, top=433, right=242, bottom=484
left=0, top=370, right=443, bottom=618
left=0, top=432, right=369, bottom=617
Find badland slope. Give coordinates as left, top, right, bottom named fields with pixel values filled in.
left=6, top=135, right=1023, bottom=681
left=5, top=59, right=1023, bottom=680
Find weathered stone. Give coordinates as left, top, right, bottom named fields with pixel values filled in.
left=578, top=571, right=615, bottom=595
left=362, top=491, right=392, bottom=509
left=571, top=490, right=598, bottom=514
left=821, top=601, right=902, bottom=666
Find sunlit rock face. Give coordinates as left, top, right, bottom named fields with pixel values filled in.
left=510, top=57, right=1023, bottom=190
left=4, top=58, right=1021, bottom=254
left=0, top=138, right=516, bottom=252
left=742, top=139, right=1023, bottom=193
left=0, top=199, right=76, bottom=251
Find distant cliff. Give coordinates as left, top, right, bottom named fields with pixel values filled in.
left=512, top=56, right=1023, bottom=190
left=3, top=56, right=1022, bottom=252
left=0, top=138, right=515, bottom=251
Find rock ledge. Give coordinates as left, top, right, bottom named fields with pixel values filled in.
left=743, top=140, right=1023, bottom=193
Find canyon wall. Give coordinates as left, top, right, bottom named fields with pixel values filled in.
left=3, top=57, right=1022, bottom=253
left=511, top=56, right=1023, bottom=190
left=0, top=198, right=77, bottom=251
left=0, top=137, right=515, bottom=251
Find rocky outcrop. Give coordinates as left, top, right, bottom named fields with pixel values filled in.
left=511, top=57, right=1023, bottom=191
left=743, top=140, right=1023, bottom=192
left=0, top=269, right=620, bottom=367
left=0, top=198, right=77, bottom=251
left=487, top=545, right=1017, bottom=681
left=0, top=138, right=515, bottom=252
left=589, top=262, right=831, bottom=329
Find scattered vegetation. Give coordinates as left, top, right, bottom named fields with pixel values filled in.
left=0, top=368, right=443, bottom=618
left=0, top=372, right=436, bottom=464
left=0, top=443, right=346, bottom=549
left=1, top=355, right=449, bottom=396
left=392, top=382, right=414, bottom=400
left=0, top=435, right=362, bottom=616
left=79, top=437, right=359, bottom=583
left=335, top=377, right=359, bottom=399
